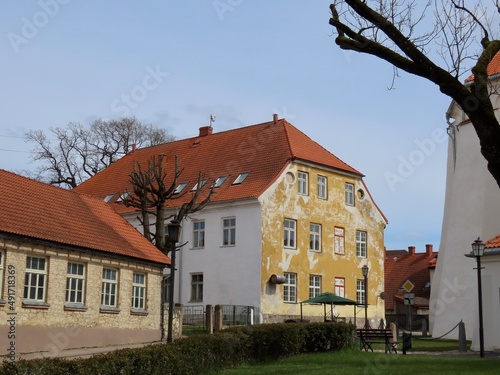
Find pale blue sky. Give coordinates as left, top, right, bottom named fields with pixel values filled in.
left=0, top=1, right=453, bottom=252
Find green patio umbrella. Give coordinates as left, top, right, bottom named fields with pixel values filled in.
left=300, top=292, right=357, bottom=321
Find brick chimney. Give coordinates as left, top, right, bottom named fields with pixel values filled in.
left=426, top=244, right=434, bottom=257
left=273, top=113, right=278, bottom=124
left=199, top=126, right=213, bottom=137
left=408, top=246, right=416, bottom=256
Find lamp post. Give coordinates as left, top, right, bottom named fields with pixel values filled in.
left=467, top=237, right=485, bottom=358
left=166, top=220, right=181, bottom=344
left=362, top=265, right=369, bottom=329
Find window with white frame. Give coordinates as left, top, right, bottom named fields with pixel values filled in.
left=66, top=262, right=86, bottom=305
left=0, top=250, right=4, bottom=299
left=284, top=272, right=297, bottom=303
left=101, top=268, right=118, bottom=308
left=335, top=277, right=345, bottom=298
left=222, top=218, right=236, bottom=246
left=298, top=171, right=308, bottom=195
left=191, top=273, right=203, bottom=302
left=284, top=219, right=297, bottom=248
left=356, top=231, right=367, bottom=258
left=356, top=279, right=366, bottom=305
left=24, top=256, right=48, bottom=302
left=334, top=227, right=345, bottom=255
left=345, top=183, right=354, bottom=206
left=193, top=221, right=205, bottom=248
left=309, top=275, right=322, bottom=299
left=309, top=223, right=321, bottom=252
left=317, top=175, right=327, bottom=199
left=132, top=273, right=146, bottom=310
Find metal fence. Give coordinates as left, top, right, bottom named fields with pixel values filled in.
left=183, top=304, right=259, bottom=328
left=183, top=305, right=206, bottom=327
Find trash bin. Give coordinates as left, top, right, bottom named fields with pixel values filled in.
left=402, top=332, right=412, bottom=354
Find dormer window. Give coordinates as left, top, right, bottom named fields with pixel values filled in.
left=104, top=193, right=115, bottom=203
left=192, top=179, right=208, bottom=191
left=213, top=176, right=228, bottom=188
left=174, top=182, right=188, bottom=194
left=232, top=172, right=249, bottom=185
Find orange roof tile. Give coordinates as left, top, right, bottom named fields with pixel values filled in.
left=0, top=169, right=170, bottom=265
left=465, top=50, right=500, bottom=82
left=74, top=118, right=364, bottom=214
left=485, top=233, right=500, bottom=249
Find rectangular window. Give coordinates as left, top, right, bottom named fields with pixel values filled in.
left=132, top=273, right=146, bottom=310
left=335, top=277, right=345, bottom=298
left=66, top=262, right=85, bottom=304
left=334, top=227, right=345, bottom=255
left=309, top=223, right=321, bottom=252
left=356, top=231, right=367, bottom=258
left=284, top=219, right=297, bottom=248
left=222, top=218, right=236, bottom=246
left=193, top=221, right=205, bottom=248
left=357, top=279, right=366, bottom=305
left=101, top=268, right=118, bottom=307
left=317, top=175, right=327, bottom=199
left=0, top=251, right=4, bottom=299
left=298, top=171, right=308, bottom=195
left=284, top=272, right=297, bottom=303
left=191, top=273, right=203, bottom=302
left=309, top=275, right=322, bottom=299
left=24, top=256, right=48, bottom=302
left=345, top=183, right=354, bottom=206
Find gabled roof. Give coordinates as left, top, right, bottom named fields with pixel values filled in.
left=384, top=246, right=437, bottom=310
left=0, top=169, right=170, bottom=265
left=74, top=117, right=364, bottom=214
left=465, top=50, right=500, bottom=82
left=484, top=233, right=500, bottom=255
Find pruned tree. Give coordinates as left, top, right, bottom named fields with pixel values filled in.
left=25, top=117, right=174, bottom=188
left=329, top=0, right=500, bottom=186
left=123, top=154, right=213, bottom=254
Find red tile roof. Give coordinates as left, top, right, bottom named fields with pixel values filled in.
left=485, top=233, right=500, bottom=249
left=0, top=169, right=170, bottom=265
left=74, top=118, right=365, bottom=214
left=384, top=247, right=437, bottom=310
left=465, top=50, right=500, bottom=82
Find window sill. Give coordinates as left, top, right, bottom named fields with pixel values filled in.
left=130, top=309, right=149, bottom=316
left=0, top=299, right=5, bottom=306
left=220, top=244, right=236, bottom=248
left=22, top=300, right=50, bottom=309
left=190, top=247, right=204, bottom=250
left=64, top=303, right=88, bottom=312
left=100, top=306, right=120, bottom=314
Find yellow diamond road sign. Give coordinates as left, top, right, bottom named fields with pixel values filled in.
left=402, top=280, right=414, bottom=293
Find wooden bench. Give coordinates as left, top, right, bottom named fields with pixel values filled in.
left=356, top=329, right=398, bottom=353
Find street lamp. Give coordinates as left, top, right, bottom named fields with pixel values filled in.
left=467, top=237, right=485, bottom=358
left=361, top=265, right=369, bottom=329
left=166, top=220, right=181, bottom=344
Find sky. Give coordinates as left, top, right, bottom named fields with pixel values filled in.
left=0, top=1, right=455, bottom=252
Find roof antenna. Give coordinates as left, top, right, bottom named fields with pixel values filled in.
left=210, top=114, right=216, bottom=127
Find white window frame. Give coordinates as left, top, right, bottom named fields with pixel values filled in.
left=298, top=171, right=309, bottom=195
left=284, top=219, right=297, bottom=249
left=309, top=223, right=321, bottom=252
left=357, top=279, right=366, bottom=305
left=24, top=256, right=48, bottom=302
left=317, top=175, right=327, bottom=199
left=213, top=176, right=228, bottom=188
left=190, top=273, right=203, bottom=302
left=345, top=183, right=354, bottom=206
left=233, top=172, right=249, bottom=185
left=66, top=262, right=86, bottom=305
left=284, top=272, right=297, bottom=303
left=101, top=268, right=119, bottom=308
left=132, top=272, right=147, bottom=310
left=309, top=275, right=322, bottom=299
left=334, top=227, right=345, bottom=255
left=356, top=230, right=367, bottom=258
left=222, top=217, right=236, bottom=246
left=335, top=277, right=345, bottom=298
left=193, top=220, right=205, bottom=248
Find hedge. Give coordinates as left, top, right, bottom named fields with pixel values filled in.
left=0, top=322, right=355, bottom=375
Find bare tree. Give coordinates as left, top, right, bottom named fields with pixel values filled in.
left=329, top=0, right=500, bottom=186
left=25, top=117, right=175, bottom=188
left=123, top=154, right=213, bottom=254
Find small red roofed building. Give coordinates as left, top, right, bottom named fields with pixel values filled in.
left=385, top=245, right=437, bottom=330
left=0, top=169, right=170, bottom=356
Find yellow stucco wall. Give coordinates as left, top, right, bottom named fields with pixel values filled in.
left=259, top=162, right=386, bottom=326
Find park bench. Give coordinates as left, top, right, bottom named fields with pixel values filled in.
left=356, top=328, right=398, bottom=353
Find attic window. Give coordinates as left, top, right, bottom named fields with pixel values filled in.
left=232, top=172, right=249, bottom=185
left=192, top=179, right=208, bottom=191
left=213, top=176, right=228, bottom=188
left=116, top=192, right=130, bottom=202
left=104, top=193, right=115, bottom=203
left=174, top=182, right=188, bottom=194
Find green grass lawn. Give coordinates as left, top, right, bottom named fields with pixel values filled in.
left=215, top=350, right=500, bottom=375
